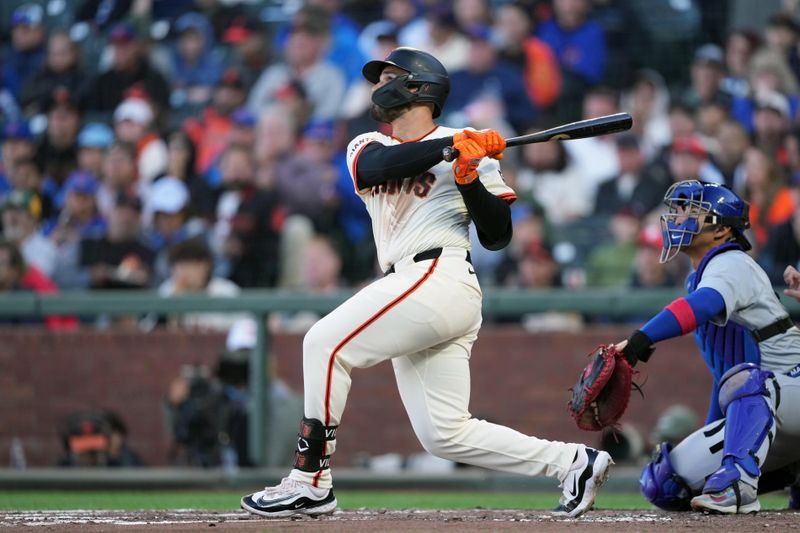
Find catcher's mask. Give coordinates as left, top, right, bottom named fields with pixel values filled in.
left=362, top=47, right=450, bottom=118
left=660, top=180, right=751, bottom=263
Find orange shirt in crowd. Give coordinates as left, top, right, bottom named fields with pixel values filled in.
left=749, top=186, right=796, bottom=247
left=183, top=107, right=234, bottom=174
left=523, top=37, right=562, bottom=109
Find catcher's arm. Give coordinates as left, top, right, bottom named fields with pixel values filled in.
left=617, top=288, right=728, bottom=366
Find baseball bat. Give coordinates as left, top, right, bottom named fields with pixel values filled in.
left=442, top=112, right=633, bottom=162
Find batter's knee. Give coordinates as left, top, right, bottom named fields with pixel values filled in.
left=413, top=418, right=468, bottom=460
left=640, top=443, right=693, bottom=511
left=302, top=321, right=336, bottom=366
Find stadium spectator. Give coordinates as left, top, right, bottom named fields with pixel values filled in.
left=358, top=0, right=426, bottom=53
left=271, top=235, right=344, bottom=334
left=2, top=3, right=45, bottom=100
left=516, top=138, right=591, bottom=224
left=113, top=97, right=167, bottom=188
left=167, top=12, right=224, bottom=116
left=453, top=0, right=492, bottom=32
left=211, top=145, right=283, bottom=288
left=751, top=89, right=793, bottom=163
left=564, top=87, right=620, bottom=189
left=19, top=31, right=84, bottom=117
left=80, top=21, right=170, bottom=117
left=713, top=119, right=750, bottom=192
left=537, top=0, right=607, bottom=121
left=0, top=238, right=75, bottom=330
left=445, top=24, right=538, bottom=133
left=593, top=133, right=669, bottom=218
left=721, top=29, right=759, bottom=99
left=760, top=177, right=800, bottom=285
left=247, top=12, right=345, bottom=121
left=183, top=68, right=247, bottom=176
left=76, top=123, right=113, bottom=177
left=53, top=192, right=153, bottom=290
left=58, top=410, right=143, bottom=467
left=743, top=146, right=796, bottom=248
left=223, top=18, right=270, bottom=94
left=585, top=209, right=639, bottom=287
left=96, top=142, right=136, bottom=220
left=682, top=44, right=729, bottom=109
left=5, top=158, right=53, bottom=221
left=668, top=135, right=723, bottom=185
left=36, top=87, right=80, bottom=190
left=730, top=49, right=799, bottom=134
left=630, top=223, right=679, bottom=289
left=158, top=238, right=245, bottom=332
left=590, top=0, right=643, bottom=89
left=164, top=129, right=215, bottom=221
left=1, top=189, right=56, bottom=277
left=143, top=176, right=206, bottom=286
left=45, top=170, right=106, bottom=249
left=0, top=120, right=37, bottom=197
left=763, top=12, right=800, bottom=77
left=622, top=69, right=671, bottom=160
left=419, top=5, right=470, bottom=72
left=494, top=2, right=562, bottom=112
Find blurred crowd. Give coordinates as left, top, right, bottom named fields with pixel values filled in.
left=1, top=0, right=800, bottom=331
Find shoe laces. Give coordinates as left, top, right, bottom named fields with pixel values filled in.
left=262, top=477, right=299, bottom=496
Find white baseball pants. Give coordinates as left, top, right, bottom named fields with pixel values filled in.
left=288, top=247, right=578, bottom=488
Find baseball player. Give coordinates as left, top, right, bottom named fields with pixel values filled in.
left=616, top=180, right=800, bottom=513
left=241, top=47, right=612, bottom=519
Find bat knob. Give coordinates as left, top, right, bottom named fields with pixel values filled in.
left=442, top=146, right=459, bottom=162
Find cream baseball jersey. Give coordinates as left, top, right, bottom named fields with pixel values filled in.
left=346, top=125, right=516, bottom=271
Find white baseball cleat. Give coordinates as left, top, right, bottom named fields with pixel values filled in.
left=690, top=482, right=760, bottom=514
left=240, top=477, right=337, bottom=518
left=551, top=445, right=613, bottom=518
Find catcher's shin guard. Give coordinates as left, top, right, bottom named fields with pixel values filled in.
left=640, top=443, right=693, bottom=511
left=703, top=363, right=776, bottom=493
left=292, top=418, right=338, bottom=473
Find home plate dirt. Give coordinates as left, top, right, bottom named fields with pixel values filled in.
left=1, top=509, right=798, bottom=532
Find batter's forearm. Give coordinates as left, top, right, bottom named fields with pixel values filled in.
left=356, top=137, right=453, bottom=188
left=457, top=179, right=512, bottom=250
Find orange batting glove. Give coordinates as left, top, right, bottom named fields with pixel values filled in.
left=454, top=129, right=506, bottom=160
left=452, top=138, right=485, bottom=185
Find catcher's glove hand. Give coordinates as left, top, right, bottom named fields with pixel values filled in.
left=568, top=344, right=639, bottom=431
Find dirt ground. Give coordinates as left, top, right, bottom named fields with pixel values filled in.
left=1, top=509, right=799, bottom=532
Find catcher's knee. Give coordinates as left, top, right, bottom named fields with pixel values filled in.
left=640, top=443, right=693, bottom=511
left=718, top=363, right=774, bottom=411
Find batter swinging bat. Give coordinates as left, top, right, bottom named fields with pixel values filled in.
left=442, top=112, right=633, bottom=162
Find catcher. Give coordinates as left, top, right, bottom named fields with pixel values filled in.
left=571, top=180, right=800, bottom=514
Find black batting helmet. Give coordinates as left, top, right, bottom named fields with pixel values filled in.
left=362, top=47, right=450, bottom=118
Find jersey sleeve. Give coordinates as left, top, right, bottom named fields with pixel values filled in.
left=346, top=132, right=387, bottom=196
left=476, top=158, right=517, bottom=204
left=696, top=253, right=756, bottom=325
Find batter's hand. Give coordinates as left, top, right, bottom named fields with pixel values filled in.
left=785, top=265, right=800, bottom=301
left=452, top=137, right=485, bottom=185
left=454, top=129, right=506, bottom=160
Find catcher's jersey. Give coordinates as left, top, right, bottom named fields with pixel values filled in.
left=694, top=249, right=800, bottom=375
left=346, top=125, right=516, bottom=272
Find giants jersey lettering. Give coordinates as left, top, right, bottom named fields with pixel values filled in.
left=346, top=125, right=516, bottom=272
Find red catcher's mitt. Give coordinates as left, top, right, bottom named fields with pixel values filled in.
left=568, top=344, right=635, bottom=431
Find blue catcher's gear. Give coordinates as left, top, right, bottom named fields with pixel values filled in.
left=703, top=363, right=776, bottom=493
left=660, top=180, right=751, bottom=263
left=640, top=442, right=694, bottom=511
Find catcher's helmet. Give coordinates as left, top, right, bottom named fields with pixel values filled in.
left=660, top=180, right=751, bottom=262
left=362, top=47, right=450, bottom=118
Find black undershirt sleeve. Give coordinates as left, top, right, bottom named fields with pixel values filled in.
left=355, top=137, right=453, bottom=189
left=457, top=179, right=513, bottom=251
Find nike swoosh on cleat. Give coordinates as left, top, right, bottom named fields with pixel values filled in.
left=468, top=268, right=475, bottom=274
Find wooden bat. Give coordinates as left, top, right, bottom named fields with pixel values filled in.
left=442, top=112, right=633, bottom=162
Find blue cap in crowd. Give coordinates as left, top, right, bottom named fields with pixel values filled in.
left=78, top=123, right=114, bottom=149
left=231, top=107, right=256, bottom=128
left=11, top=3, right=43, bottom=27
left=466, top=24, right=492, bottom=42
left=3, top=120, right=34, bottom=142
left=175, top=12, right=207, bottom=34
left=64, top=170, right=99, bottom=196
left=303, top=120, right=335, bottom=141
left=109, top=21, right=138, bottom=43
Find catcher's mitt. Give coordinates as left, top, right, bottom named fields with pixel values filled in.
left=568, top=344, right=638, bottom=431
